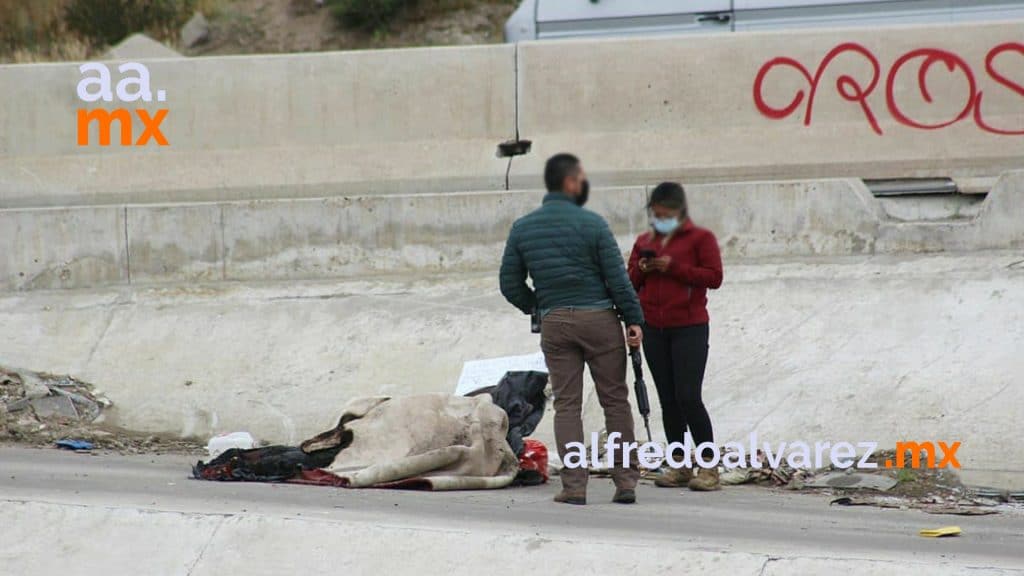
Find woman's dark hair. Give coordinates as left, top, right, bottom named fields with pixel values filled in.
left=647, top=182, right=688, bottom=217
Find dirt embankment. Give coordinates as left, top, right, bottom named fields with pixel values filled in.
left=1, top=0, right=518, bottom=63
left=191, top=0, right=517, bottom=56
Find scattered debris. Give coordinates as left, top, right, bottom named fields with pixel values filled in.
left=1, top=366, right=202, bottom=455
left=26, top=394, right=79, bottom=420
left=919, top=526, right=962, bottom=538
left=923, top=507, right=999, bottom=516
left=831, top=496, right=880, bottom=507
left=806, top=470, right=899, bottom=492
left=629, top=445, right=1018, bottom=516
left=970, top=486, right=1006, bottom=499
left=55, top=439, right=94, bottom=451
left=968, top=487, right=1024, bottom=503
left=832, top=495, right=999, bottom=515
left=2, top=366, right=109, bottom=424
left=768, top=447, right=1007, bottom=515
left=719, top=468, right=751, bottom=486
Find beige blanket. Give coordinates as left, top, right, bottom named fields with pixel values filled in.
left=300, top=394, right=519, bottom=490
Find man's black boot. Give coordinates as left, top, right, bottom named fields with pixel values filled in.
left=612, top=488, right=636, bottom=504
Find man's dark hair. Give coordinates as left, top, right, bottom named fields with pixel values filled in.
left=544, top=153, right=580, bottom=192
left=648, top=182, right=688, bottom=217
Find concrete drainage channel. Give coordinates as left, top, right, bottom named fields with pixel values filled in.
left=1, top=172, right=1023, bottom=485
left=1, top=251, right=1022, bottom=482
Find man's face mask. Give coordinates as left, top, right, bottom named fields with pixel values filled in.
left=651, top=216, right=679, bottom=235
left=575, top=179, right=590, bottom=207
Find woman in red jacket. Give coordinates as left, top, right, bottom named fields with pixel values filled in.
left=628, top=182, right=723, bottom=491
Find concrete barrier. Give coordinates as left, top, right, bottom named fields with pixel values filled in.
left=3, top=21, right=1023, bottom=209
left=121, top=188, right=644, bottom=284
left=0, top=205, right=127, bottom=290
left=3, top=173, right=1024, bottom=290
left=510, top=20, right=1024, bottom=188
left=0, top=45, right=515, bottom=208
left=0, top=186, right=649, bottom=289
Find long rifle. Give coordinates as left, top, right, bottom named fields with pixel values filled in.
left=629, top=347, right=653, bottom=442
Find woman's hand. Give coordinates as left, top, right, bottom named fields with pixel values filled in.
left=650, top=255, right=672, bottom=272
left=638, top=258, right=652, bottom=273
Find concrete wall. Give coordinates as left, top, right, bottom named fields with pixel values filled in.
left=2, top=20, right=1023, bottom=209
left=2, top=173, right=1023, bottom=290
left=0, top=45, right=515, bottom=208
left=511, top=20, right=1024, bottom=188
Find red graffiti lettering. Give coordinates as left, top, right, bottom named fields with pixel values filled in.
left=753, top=42, right=1024, bottom=136
left=974, top=43, right=1024, bottom=135
left=753, top=43, right=881, bottom=134
left=886, top=49, right=976, bottom=130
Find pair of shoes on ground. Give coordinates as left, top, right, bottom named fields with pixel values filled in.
left=553, top=487, right=636, bottom=505
left=654, top=467, right=721, bottom=491
left=553, top=467, right=721, bottom=505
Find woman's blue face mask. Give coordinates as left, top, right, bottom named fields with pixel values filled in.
left=651, top=217, right=679, bottom=235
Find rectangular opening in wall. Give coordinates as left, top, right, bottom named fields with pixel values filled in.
left=864, top=178, right=957, bottom=197
left=864, top=178, right=987, bottom=222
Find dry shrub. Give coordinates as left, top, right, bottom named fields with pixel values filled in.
left=63, top=0, right=197, bottom=46
left=0, top=0, right=66, bottom=52
left=6, top=37, right=92, bottom=63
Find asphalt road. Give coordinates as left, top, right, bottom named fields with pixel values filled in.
left=1, top=446, right=1022, bottom=573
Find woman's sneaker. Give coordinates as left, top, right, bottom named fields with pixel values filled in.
left=688, top=467, right=721, bottom=491
left=654, top=467, right=692, bottom=488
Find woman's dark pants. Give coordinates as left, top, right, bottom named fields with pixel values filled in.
left=642, top=323, right=715, bottom=464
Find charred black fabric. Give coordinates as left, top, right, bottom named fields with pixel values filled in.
left=512, top=468, right=546, bottom=486
left=467, top=370, right=548, bottom=455
left=192, top=443, right=345, bottom=482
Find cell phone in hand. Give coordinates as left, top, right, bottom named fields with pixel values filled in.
left=640, top=249, right=657, bottom=260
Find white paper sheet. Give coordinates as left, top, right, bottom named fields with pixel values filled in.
left=455, top=351, right=548, bottom=395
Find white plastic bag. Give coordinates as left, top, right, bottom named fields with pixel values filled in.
left=206, top=431, right=257, bottom=459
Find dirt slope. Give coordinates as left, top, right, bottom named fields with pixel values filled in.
left=190, top=0, right=517, bottom=56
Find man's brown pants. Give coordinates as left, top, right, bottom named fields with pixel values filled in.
left=540, top=308, right=640, bottom=492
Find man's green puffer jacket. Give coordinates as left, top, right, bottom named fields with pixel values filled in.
left=499, top=192, right=643, bottom=326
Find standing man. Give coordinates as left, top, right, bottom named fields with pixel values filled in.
left=500, top=153, right=644, bottom=506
